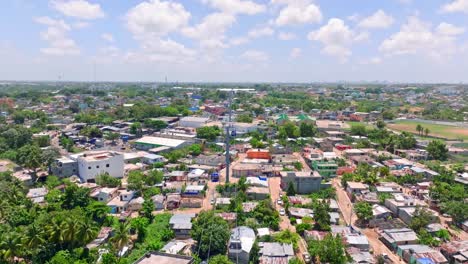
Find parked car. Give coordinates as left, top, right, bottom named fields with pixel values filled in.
left=303, top=253, right=311, bottom=263
left=277, top=198, right=283, bottom=205
left=210, top=198, right=215, bottom=205
left=279, top=208, right=285, bottom=216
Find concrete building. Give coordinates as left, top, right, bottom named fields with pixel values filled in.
left=258, top=242, right=295, bottom=264
left=50, top=156, right=78, bottom=178
left=134, top=136, right=188, bottom=151
left=77, top=151, right=124, bottom=182
left=179, top=116, right=210, bottom=128
left=280, top=171, right=330, bottom=194
left=228, top=226, right=256, bottom=264
left=311, top=161, right=338, bottom=178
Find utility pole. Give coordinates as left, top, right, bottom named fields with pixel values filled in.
left=225, top=89, right=233, bottom=184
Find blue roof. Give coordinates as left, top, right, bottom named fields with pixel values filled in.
left=417, top=258, right=435, bottom=264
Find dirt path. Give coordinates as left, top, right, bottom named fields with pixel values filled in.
left=332, top=178, right=404, bottom=264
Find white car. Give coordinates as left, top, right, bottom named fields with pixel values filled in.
left=279, top=208, right=285, bottom=216
left=277, top=199, right=283, bottom=205
left=210, top=198, right=215, bottom=205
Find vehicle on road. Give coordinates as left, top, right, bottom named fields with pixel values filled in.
left=303, top=253, right=311, bottom=263
left=277, top=198, right=283, bottom=205
left=279, top=208, right=285, bottom=216
left=210, top=198, right=215, bottom=205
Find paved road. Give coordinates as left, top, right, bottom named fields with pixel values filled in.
left=331, top=178, right=404, bottom=264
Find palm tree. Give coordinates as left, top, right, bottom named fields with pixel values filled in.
left=110, top=221, right=131, bottom=252
left=23, top=224, right=45, bottom=249
left=86, top=202, right=109, bottom=223
left=424, top=128, right=430, bottom=137
left=76, top=220, right=99, bottom=244
left=0, top=233, right=22, bottom=263
left=416, top=124, right=423, bottom=136
left=47, top=218, right=65, bottom=246
left=61, top=218, right=80, bottom=246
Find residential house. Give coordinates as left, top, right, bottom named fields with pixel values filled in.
left=179, top=116, right=210, bottom=128
left=346, top=182, right=369, bottom=196
left=280, top=171, right=330, bottom=194
left=166, top=194, right=182, bottom=210
left=228, top=226, right=256, bottom=264
left=397, top=244, right=448, bottom=264
left=96, top=187, right=118, bottom=203
left=151, top=195, right=165, bottom=210
left=379, top=228, right=419, bottom=250
left=258, top=242, right=295, bottom=264
left=169, top=213, right=196, bottom=239
left=440, top=240, right=468, bottom=264
left=26, top=187, right=48, bottom=204
left=128, top=197, right=145, bottom=212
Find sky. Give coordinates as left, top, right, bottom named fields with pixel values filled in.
left=1, top=0, right=468, bottom=83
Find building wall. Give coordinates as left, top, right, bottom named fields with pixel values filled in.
left=78, top=154, right=124, bottom=182
left=281, top=175, right=323, bottom=194
left=50, top=161, right=78, bottom=178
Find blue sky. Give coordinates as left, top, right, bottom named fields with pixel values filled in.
left=1, top=0, right=468, bottom=82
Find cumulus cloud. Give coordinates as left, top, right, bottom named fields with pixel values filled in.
left=35, top=16, right=80, bottom=56
left=241, top=50, right=269, bottom=61
left=436, top=22, right=465, bottom=35
left=358, top=10, right=394, bottom=29
left=182, top=12, right=236, bottom=50
left=273, top=0, right=322, bottom=26
left=124, top=0, right=194, bottom=63
left=308, top=18, right=362, bottom=62
left=50, top=0, right=105, bottom=20
left=360, top=57, right=382, bottom=65
left=101, top=33, right=114, bottom=43
left=229, top=37, right=249, bottom=46
left=278, top=32, right=296, bottom=40
left=289, top=47, right=301, bottom=58
left=125, top=0, right=190, bottom=37
left=379, top=17, right=464, bottom=59
left=248, top=26, right=274, bottom=38
left=441, top=0, right=468, bottom=14
left=202, top=0, right=266, bottom=15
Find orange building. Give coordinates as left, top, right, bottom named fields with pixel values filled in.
left=246, top=149, right=271, bottom=160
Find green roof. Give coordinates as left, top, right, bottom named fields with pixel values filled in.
left=297, top=113, right=311, bottom=120
left=277, top=114, right=289, bottom=121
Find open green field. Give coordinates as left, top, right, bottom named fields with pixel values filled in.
left=345, top=121, right=375, bottom=130
left=387, top=120, right=468, bottom=140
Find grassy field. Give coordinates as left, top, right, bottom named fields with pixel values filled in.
left=387, top=120, right=468, bottom=140
left=345, top=121, right=375, bottom=131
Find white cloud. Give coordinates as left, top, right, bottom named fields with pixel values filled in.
left=73, top=21, right=90, bottom=29
left=441, top=0, right=468, bottom=14
left=241, top=50, right=269, bottom=61
left=125, top=38, right=196, bottom=63
left=182, top=12, right=236, bottom=49
left=278, top=32, right=296, bottom=40
left=274, top=0, right=322, bottom=26
left=360, top=56, right=382, bottom=65
left=358, top=10, right=394, bottom=29
left=202, top=0, right=266, bottom=15
left=125, top=0, right=194, bottom=63
left=436, top=22, right=465, bottom=36
left=308, top=18, right=359, bottom=62
left=126, top=0, right=191, bottom=37
left=35, top=16, right=80, bottom=56
left=290, top=47, right=301, bottom=58
left=230, top=37, right=249, bottom=46
left=379, top=17, right=464, bottom=59
left=101, top=33, right=114, bottom=43
left=50, top=0, right=105, bottom=20
left=248, top=26, right=274, bottom=38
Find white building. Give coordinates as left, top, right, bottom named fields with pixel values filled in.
left=179, top=116, right=210, bottom=128
left=76, top=151, right=124, bottom=182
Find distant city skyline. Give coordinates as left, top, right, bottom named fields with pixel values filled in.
left=1, top=0, right=468, bottom=83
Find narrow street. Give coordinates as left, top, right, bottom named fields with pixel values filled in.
left=331, top=178, right=404, bottom=264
